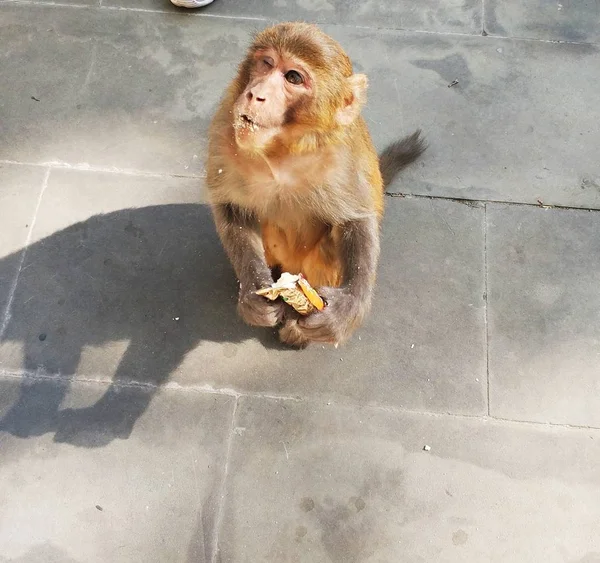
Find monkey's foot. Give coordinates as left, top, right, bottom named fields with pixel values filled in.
left=278, top=319, right=310, bottom=349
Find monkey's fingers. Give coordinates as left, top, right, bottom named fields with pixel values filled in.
left=238, top=292, right=285, bottom=327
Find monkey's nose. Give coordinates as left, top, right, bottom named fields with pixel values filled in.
left=247, top=90, right=266, bottom=103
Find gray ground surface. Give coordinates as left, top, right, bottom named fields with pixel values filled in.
left=1, top=1, right=600, bottom=561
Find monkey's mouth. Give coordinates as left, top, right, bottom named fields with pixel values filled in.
left=238, top=114, right=263, bottom=130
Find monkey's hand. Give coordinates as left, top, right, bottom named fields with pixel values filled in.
left=296, top=286, right=364, bottom=344
left=238, top=284, right=285, bottom=328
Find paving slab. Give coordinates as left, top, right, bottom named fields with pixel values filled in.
left=0, top=165, right=46, bottom=323
left=218, top=396, right=600, bottom=562
left=0, top=167, right=218, bottom=383
left=0, top=7, right=96, bottom=163
left=485, top=0, right=600, bottom=43
left=330, top=26, right=600, bottom=209
left=0, top=376, right=234, bottom=562
left=177, top=196, right=487, bottom=414
left=0, top=171, right=487, bottom=415
left=3, top=6, right=600, bottom=207
left=104, top=0, right=483, bottom=35
left=0, top=5, right=248, bottom=176
left=20, top=0, right=99, bottom=5
left=487, top=204, right=600, bottom=427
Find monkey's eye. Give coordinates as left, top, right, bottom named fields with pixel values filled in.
left=285, top=70, right=304, bottom=85
left=262, top=57, right=274, bottom=68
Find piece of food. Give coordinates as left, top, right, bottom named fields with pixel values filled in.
left=256, top=272, right=325, bottom=315
left=297, top=274, right=325, bottom=311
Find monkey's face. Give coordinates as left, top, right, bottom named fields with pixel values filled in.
left=232, top=50, right=314, bottom=151
left=231, top=23, right=369, bottom=153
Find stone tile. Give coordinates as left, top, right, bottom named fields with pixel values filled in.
left=218, top=396, right=600, bottom=562
left=485, top=0, right=600, bottom=43
left=6, top=0, right=99, bottom=5
left=0, top=7, right=96, bottom=162
left=319, top=26, right=600, bottom=210
left=105, top=0, right=483, bottom=35
left=0, top=167, right=213, bottom=379
left=3, top=7, right=600, bottom=207
left=179, top=197, right=487, bottom=415
left=0, top=5, right=249, bottom=176
left=26, top=167, right=205, bottom=243
left=0, top=376, right=234, bottom=562
left=487, top=204, right=600, bottom=427
left=1, top=184, right=486, bottom=414
left=0, top=164, right=46, bottom=321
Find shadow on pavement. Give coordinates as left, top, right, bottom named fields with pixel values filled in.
left=0, top=203, right=279, bottom=448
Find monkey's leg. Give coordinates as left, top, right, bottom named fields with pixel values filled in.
left=278, top=309, right=310, bottom=349
left=212, top=203, right=284, bottom=327
left=282, top=216, right=380, bottom=346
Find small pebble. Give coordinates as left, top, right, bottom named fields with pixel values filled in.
left=423, top=445, right=431, bottom=452
left=38, top=333, right=47, bottom=342
left=95, top=505, right=103, bottom=511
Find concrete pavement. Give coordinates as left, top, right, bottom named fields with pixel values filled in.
left=1, top=1, right=600, bottom=561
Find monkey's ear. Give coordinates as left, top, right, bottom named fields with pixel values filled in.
left=336, top=74, right=368, bottom=126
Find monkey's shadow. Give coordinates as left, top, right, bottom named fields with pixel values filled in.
left=0, top=203, right=281, bottom=448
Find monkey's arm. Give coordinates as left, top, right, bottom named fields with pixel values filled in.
left=339, top=215, right=380, bottom=302
left=298, top=214, right=380, bottom=344
left=212, top=203, right=284, bottom=327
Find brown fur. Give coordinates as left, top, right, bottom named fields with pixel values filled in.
left=206, top=22, right=425, bottom=347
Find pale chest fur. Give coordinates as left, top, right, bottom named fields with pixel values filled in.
left=225, top=156, right=373, bottom=239
left=229, top=148, right=343, bottom=218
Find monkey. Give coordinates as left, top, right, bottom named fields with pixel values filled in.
left=205, top=22, right=426, bottom=349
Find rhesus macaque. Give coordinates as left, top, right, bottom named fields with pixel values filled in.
left=206, top=22, right=426, bottom=348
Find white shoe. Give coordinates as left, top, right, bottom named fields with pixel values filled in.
left=170, top=0, right=215, bottom=7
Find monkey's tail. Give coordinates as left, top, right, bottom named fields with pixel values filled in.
left=378, top=129, right=427, bottom=189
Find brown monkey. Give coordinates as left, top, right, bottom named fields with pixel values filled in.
left=206, top=22, right=425, bottom=348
